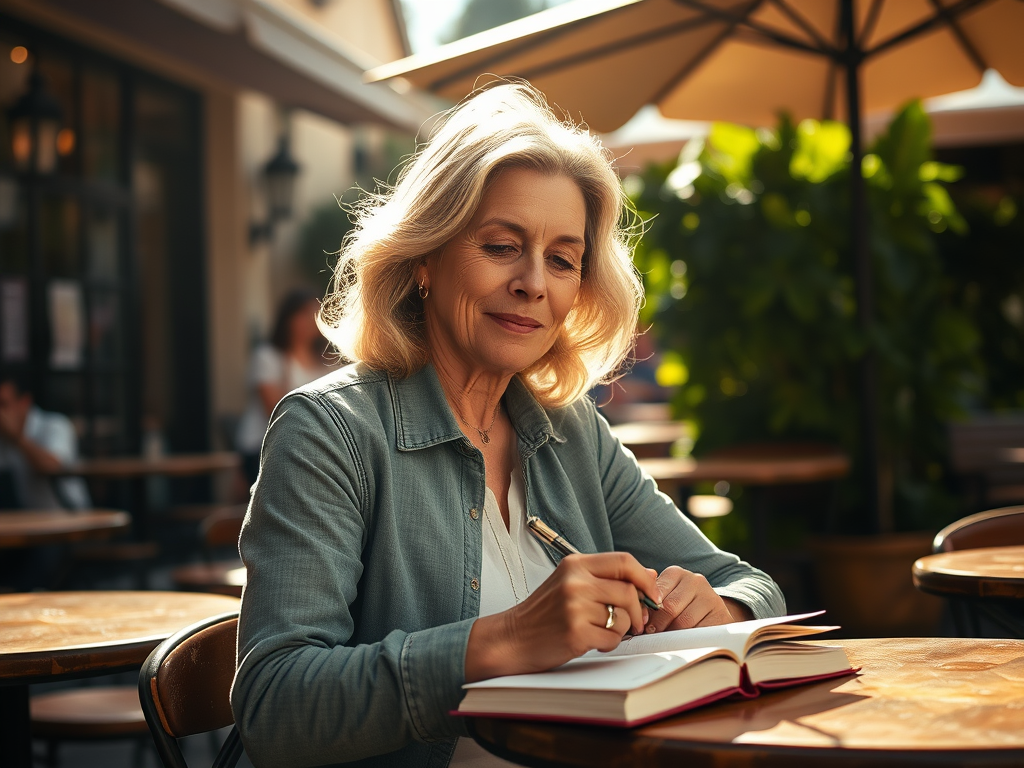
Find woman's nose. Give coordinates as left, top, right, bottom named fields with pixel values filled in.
left=510, top=251, right=546, bottom=299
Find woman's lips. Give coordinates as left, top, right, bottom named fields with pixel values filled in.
left=488, top=313, right=543, bottom=334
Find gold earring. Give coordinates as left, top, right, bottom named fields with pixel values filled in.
left=418, top=280, right=429, bottom=299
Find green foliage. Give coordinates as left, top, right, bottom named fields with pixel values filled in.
left=296, top=197, right=354, bottom=295
left=937, top=191, right=1024, bottom=411
left=630, top=101, right=990, bottom=533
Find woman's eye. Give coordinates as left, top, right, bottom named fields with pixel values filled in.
left=483, top=244, right=517, bottom=256
left=549, top=255, right=578, bottom=273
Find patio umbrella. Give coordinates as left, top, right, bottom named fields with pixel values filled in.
left=366, top=0, right=1024, bottom=532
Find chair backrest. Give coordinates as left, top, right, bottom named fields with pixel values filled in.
left=201, top=506, right=246, bottom=552
left=932, top=506, right=1024, bottom=553
left=139, top=612, right=241, bottom=768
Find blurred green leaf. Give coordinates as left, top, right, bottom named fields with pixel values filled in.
left=791, top=120, right=850, bottom=183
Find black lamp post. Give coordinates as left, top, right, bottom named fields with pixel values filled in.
left=7, top=68, right=62, bottom=175
left=250, top=135, right=301, bottom=244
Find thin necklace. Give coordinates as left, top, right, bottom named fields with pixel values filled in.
left=455, top=400, right=501, bottom=444
left=486, top=505, right=527, bottom=604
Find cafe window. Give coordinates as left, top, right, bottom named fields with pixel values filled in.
left=0, top=16, right=208, bottom=457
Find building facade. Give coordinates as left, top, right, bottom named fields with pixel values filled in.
left=0, top=0, right=432, bottom=470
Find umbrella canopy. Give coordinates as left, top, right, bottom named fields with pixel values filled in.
left=367, top=0, right=1024, bottom=133
left=368, top=0, right=1024, bottom=532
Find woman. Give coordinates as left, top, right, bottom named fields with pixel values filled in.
left=235, top=288, right=329, bottom=487
left=232, top=82, right=785, bottom=768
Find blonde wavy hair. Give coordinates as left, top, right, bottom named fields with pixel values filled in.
left=319, top=80, right=642, bottom=408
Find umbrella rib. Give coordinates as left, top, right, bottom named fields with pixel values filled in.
left=648, top=17, right=745, bottom=107
left=857, top=0, right=885, bottom=50
left=767, top=0, right=833, bottom=52
left=821, top=60, right=837, bottom=120
left=672, top=0, right=835, bottom=56
left=864, top=0, right=991, bottom=61
left=926, top=0, right=988, bottom=72
left=429, top=13, right=722, bottom=92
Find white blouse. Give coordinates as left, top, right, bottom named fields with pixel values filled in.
left=450, top=468, right=557, bottom=767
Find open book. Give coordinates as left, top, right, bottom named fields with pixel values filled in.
left=456, top=611, right=853, bottom=727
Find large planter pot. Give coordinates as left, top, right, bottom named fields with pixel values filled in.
left=807, top=532, right=945, bottom=637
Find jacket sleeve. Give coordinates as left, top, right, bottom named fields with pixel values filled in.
left=231, top=393, right=472, bottom=768
left=589, top=405, right=787, bottom=620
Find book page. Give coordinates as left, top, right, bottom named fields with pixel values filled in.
left=583, top=611, right=830, bottom=661
left=464, top=645, right=730, bottom=692
left=745, top=641, right=852, bottom=684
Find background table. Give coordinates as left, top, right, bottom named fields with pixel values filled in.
left=0, top=510, right=130, bottom=548
left=639, top=444, right=850, bottom=561
left=172, top=560, right=245, bottom=597
left=51, top=452, right=241, bottom=480
left=467, top=637, right=1024, bottom=767
left=0, top=590, right=240, bottom=768
left=609, top=421, right=690, bottom=459
left=45, top=452, right=241, bottom=541
left=913, top=546, right=1024, bottom=637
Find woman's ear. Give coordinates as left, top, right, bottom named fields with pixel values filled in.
left=415, top=261, right=430, bottom=290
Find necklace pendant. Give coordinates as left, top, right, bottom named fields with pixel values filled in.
left=481, top=432, right=490, bottom=444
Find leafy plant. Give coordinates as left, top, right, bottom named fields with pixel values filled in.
left=629, top=101, right=987, bottom=534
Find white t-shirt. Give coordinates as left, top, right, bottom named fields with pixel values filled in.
left=450, top=468, right=557, bottom=767
left=235, top=345, right=324, bottom=453
left=0, top=405, right=91, bottom=509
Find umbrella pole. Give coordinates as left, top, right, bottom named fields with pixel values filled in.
left=842, top=0, right=886, bottom=534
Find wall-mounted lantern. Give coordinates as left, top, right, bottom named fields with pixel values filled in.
left=249, top=135, right=301, bottom=244
left=7, top=68, right=62, bottom=175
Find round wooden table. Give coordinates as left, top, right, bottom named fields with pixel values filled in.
left=912, top=547, right=1024, bottom=600
left=637, top=447, right=851, bottom=487
left=0, top=590, right=240, bottom=768
left=913, top=546, right=1024, bottom=638
left=467, top=637, right=1024, bottom=767
left=0, top=510, right=131, bottom=548
left=44, top=452, right=241, bottom=540
left=172, top=560, right=246, bottom=597
left=609, top=421, right=690, bottom=459
left=639, top=444, right=850, bottom=561
left=49, top=451, right=241, bottom=479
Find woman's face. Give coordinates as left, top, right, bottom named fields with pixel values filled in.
left=422, top=167, right=586, bottom=380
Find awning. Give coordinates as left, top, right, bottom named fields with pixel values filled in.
left=16, top=0, right=436, bottom=132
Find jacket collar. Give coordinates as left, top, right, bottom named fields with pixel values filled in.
left=390, top=364, right=565, bottom=454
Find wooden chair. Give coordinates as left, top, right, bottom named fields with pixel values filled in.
left=931, top=505, right=1024, bottom=636
left=171, top=506, right=245, bottom=595
left=932, top=505, right=1024, bottom=552
left=139, top=612, right=242, bottom=768
left=198, top=506, right=246, bottom=560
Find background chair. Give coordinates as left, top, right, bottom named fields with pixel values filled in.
left=932, top=505, right=1024, bottom=553
left=31, top=684, right=150, bottom=768
left=139, top=612, right=242, bottom=768
left=931, top=505, right=1024, bottom=637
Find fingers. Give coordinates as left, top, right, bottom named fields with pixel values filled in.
left=566, top=552, right=662, bottom=608
left=643, top=566, right=734, bottom=633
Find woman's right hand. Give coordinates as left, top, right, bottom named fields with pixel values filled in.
left=464, top=552, right=661, bottom=683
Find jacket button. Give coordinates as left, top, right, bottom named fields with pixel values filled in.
left=469, top=508, right=479, bottom=520
left=470, top=578, right=479, bottom=591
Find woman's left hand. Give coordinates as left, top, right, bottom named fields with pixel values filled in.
left=641, top=566, right=753, bottom=633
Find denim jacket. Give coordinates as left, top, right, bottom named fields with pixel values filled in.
left=232, top=363, right=785, bottom=768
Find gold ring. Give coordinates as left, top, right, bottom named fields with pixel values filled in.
left=604, top=604, right=616, bottom=630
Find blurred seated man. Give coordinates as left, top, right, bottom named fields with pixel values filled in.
left=0, top=370, right=90, bottom=510
left=0, top=371, right=92, bottom=590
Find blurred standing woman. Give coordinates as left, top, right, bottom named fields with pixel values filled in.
left=233, top=82, right=785, bottom=768
left=234, top=288, right=329, bottom=487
